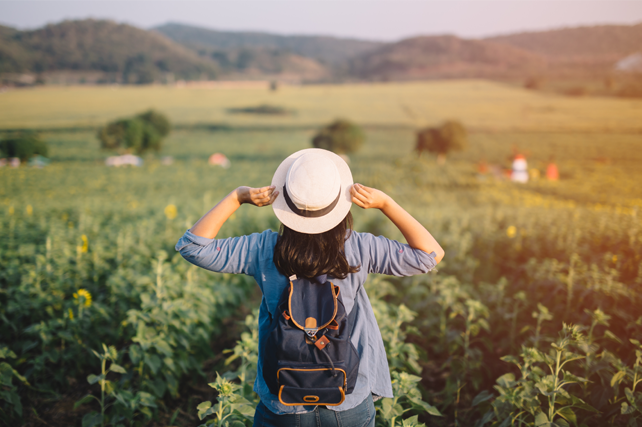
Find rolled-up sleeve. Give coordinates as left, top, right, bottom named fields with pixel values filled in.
left=353, top=232, right=437, bottom=276
left=175, top=229, right=272, bottom=276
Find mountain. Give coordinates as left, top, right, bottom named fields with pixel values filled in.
left=2, top=20, right=640, bottom=84
left=486, top=24, right=642, bottom=59
left=349, top=35, right=547, bottom=80
left=486, top=23, right=642, bottom=74
left=0, top=20, right=217, bottom=82
left=0, top=25, right=33, bottom=74
left=153, top=22, right=384, bottom=66
left=348, top=23, right=642, bottom=80
left=205, top=46, right=329, bottom=81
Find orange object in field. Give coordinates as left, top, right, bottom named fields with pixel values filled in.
left=546, top=163, right=559, bottom=181
left=477, top=160, right=488, bottom=174
left=209, top=153, right=230, bottom=168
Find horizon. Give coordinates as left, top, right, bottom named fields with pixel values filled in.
left=1, top=0, right=642, bottom=41
left=2, top=15, right=642, bottom=43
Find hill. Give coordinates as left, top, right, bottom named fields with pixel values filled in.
left=204, top=46, right=329, bottom=81
left=349, top=35, right=546, bottom=80
left=486, top=23, right=642, bottom=74
left=487, top=23, right=642, bottom=59
left=153, top=22, right=384, bottom=66
left=0, top=20, right=217, bottom=82
left=0, top=25, right=34, bottom=74
left=2, top=20, right=641, bottom=85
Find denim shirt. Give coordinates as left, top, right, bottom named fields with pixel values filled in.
left=175, top=229, right=437, bottom=414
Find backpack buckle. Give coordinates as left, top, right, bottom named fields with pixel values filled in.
left=305, top=328, right=319, bottom=338
left=314, top=335, right=330, bottom=350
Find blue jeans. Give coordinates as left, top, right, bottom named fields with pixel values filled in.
left=253, top=394, right=376, bottom=427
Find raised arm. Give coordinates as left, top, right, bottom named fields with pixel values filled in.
left=190, top=186, right=279, bottom=239
left=350, top=183, right=445, bottom=263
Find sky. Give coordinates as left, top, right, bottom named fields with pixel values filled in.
left=1, top=0, right=642, bottom=41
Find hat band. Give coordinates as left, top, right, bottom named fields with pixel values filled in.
left=283, top=185, right=341, bottom=218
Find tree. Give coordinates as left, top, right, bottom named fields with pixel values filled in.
left=137, top=110, right=171, bottom=137
left=0, top=131, right=48, bottom=162
left=416, top=120, right=468, bottom=164
left=97, top=110, right=169, bottom=154
left=122, top=54, right=156, bottom=85
left=312, top=119, right=365, bottom=155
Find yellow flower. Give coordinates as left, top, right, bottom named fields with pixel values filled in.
left=8, top=206, right=14, bottom=215
left=68, top=308, right=74, bottom=320
left=164, top=204, right=177, bottom=220
left=73, top=289, right=92, bottom=307
left=26, top=205, right=33, bottom=216
left=80, top=235, right=88, bottom=253
left=506, top=226, right=517, bottom=238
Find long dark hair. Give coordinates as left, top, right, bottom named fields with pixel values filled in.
left=273, top=212, right=361, bottom=281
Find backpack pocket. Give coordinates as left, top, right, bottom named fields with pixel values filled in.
left=279, top=385, right=345, bottom=406
left=277, top=366, right=346, bottom=406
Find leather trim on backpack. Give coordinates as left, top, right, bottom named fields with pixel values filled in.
left=287, top=281, right=338, bottom=334
left=278, top=385, right=346, bottom=406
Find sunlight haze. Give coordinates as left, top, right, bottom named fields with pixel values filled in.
left=1, top=0, right=642, bottom=40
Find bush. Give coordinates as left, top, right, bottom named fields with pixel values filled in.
left=311, top=119, right=365, bottom=155
left=227, top=104, right=290, bottom=115
left=138, top=110, right=171, bottom=137
left=97, top=110, right=169, bottom=154
left=416, top=120, right=468, bottom=164
left=0, top=131, right=48, bottom=162
left=524, top=77, right=544, bottom=90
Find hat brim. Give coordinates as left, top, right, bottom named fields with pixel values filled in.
left=271, top=148, right=353, bottom=234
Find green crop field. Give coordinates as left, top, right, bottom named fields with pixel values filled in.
left=1, top=82, right=642, bottom=427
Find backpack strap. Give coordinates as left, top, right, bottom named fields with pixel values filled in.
left=347, top=301, right=359, bottom=337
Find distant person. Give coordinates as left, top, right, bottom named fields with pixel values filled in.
left=511, top=154, right=529, bottom=183
left=176, top=148, right=444, bottom=427
left=546, top=158, right=559, bottom=181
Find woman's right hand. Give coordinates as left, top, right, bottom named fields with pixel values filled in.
left=351, top=183, right=391, bottom=210
left=237, top=185, right=279, bottom=207
left=352, top=184, right=444, bottom=262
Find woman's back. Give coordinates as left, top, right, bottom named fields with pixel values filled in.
left=176, top=228, right=438, bottom=414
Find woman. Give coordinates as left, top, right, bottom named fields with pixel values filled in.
left=176, top=148, right=444, bottom=427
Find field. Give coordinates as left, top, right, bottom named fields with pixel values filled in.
left=2, top=81, right=642, bottom=132
left=1, top=81, right=641, bottom=427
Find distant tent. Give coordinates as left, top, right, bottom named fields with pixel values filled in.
left=615, top=53, right=642, bottom=73
left=9, top=158, right=20, bottom=168
left=209, top=153, right=230, bottom=168
left=105, top=154, right=143, bottom=167
left=28, top=155, right=51, bottom=168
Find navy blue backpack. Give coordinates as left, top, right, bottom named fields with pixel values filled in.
left=262, top=275, right=360, bottom=406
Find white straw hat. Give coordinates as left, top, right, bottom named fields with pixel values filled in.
left=271, top=148, right=353, bottom=234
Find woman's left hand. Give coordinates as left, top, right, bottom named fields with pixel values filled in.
left=237, top=185, right=279, bottom=207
